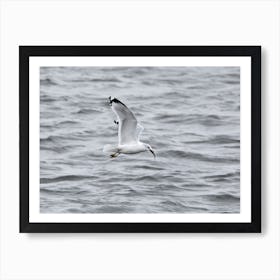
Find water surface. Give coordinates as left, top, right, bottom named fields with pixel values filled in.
left=40, top=66, right=240, bottom=213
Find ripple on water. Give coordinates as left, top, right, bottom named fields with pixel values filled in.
left=40, top=66, right=240, bottom=214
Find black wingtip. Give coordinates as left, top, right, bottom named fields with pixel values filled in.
left=108, top=97, right=127, bottom=107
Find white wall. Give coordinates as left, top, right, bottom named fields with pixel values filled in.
left=0, top=0, right=279, bottom=279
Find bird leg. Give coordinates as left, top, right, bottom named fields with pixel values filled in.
left=110, top=152, right=120, bottom=158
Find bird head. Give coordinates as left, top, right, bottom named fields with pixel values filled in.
left=145, top=144, right=156, bottom=159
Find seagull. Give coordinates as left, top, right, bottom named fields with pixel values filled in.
left=103, top=97, right=156, bottom=159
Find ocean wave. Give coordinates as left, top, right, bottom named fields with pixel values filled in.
left=160, top=199, right=209, bottom=212
left=184, top=135, right=239, bottom=145
left=161, top=150, right=239, bottom=163
left=71, top=78, right=121, bottom=83
left=186, top=85, right=209, bottom=90
left=40, top=135, right=58, bottom=144
left=223, top=79, right=240, bottom=85
left=40, top=96, right=57, bottom=102
left=153, top=113, right=180, bottom=122
left=126, top=175, right=159, bottom=182
left=153, top=113, right=225, bottom=126
left=226, top=73, right=240, bottom=79
left=154, top=78, right=186, bottom=85
left=75, top=108, right=102, bottom=114
left=40, top=134, right=85, bottom=144
left=204, top=171, right=240, bottom=180
left=197, top=114, right=223, bottom=126
left=162, top=91, right=189, bottom=99
left=40, top=78, right=59, bottom=86
left=56, top=120, right=79, bottom=126
left=203, top=193, right=240, bottom=202
left=141, top=80, right=156, bottom=86
left=133, top=165, right=164, bottom=171
left=41, top=175, right=97, bottom=184
left=129, top=68, right=150, bottom=75
left=40, top=135, right=67, bottom=144
left=40, top=145, right=69, bottom=153
left=208, top=135, right=239, bottom=144
left=41, top=187, right=85, bottom=195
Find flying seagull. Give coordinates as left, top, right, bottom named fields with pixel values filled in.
left=103, top=97, right=156, bottom=159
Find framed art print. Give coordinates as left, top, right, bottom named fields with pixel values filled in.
left=19, top=46, right=261, bottom=233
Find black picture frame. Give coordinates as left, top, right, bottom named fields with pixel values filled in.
left=20, top=46, right=261, bottom=233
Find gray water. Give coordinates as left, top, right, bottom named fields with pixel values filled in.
left=40, top=66, right=240, bottom=214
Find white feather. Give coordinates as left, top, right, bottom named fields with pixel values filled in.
left=104, top=97, right=155, bottom=159
left=111, top=100, right=141, bottom=145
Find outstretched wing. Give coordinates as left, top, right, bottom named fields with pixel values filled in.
left=136, top=124, right=144, bottom=140
left=109, top=97, right=139, bottom=145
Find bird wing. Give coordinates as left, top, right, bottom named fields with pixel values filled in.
left=136, top=124, right=144, bottom=140
left=110, top=97, right=139, bottom=145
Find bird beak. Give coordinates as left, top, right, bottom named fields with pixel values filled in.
left=148, top=147, right=156, bottom=159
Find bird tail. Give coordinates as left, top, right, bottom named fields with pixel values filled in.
left=103, top=144, right=119, bottom=154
